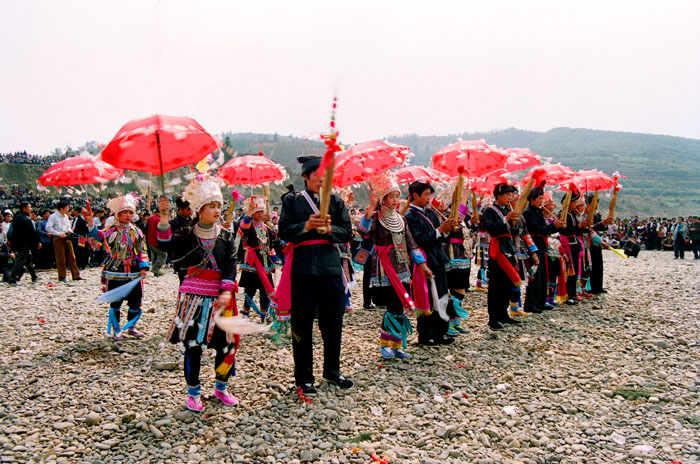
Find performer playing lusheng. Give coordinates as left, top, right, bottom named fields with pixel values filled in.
left=359, top=172, right=432, bottom=359
left=404, top=181, right=456, bottom=346
left=156, top=177, right=239, bottom=412
left=277, top=155, right=354, bottom=394
left=90, top=193, right=149, bottom=341
left=482, top=183, right=527, bottom=331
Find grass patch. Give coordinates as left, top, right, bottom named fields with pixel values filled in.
left=346, top=433, right=372, bottom=443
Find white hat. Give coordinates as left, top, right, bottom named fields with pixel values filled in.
left=183, top=175, right=224, bottom=218
left=2, top=209, right=12, bottom=216
left=245, top=195, right=266, bottom=215
left=107, top=193, right=139, bottom=214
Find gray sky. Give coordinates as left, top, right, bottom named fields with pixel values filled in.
left=1, top=0, right=699, bottom=154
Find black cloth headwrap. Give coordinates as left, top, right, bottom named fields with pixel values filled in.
left=493, top=182, right=517, bottom=197
left=297, top=155, right=322, bottom=177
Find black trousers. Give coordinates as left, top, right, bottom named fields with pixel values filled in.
left=8, top=249, right=37, bottom=283
left=291, top=274, right=345, bottom=385
left=362, top=261, right=372, bottom=306
left=674, top=238, right=685, bottom=258
left=524, top=250, right=547, bottom=310
left=107, top=278, right=143, bottom=320
left=566, top=245, right=582, bottom=297
left=589, top=245, right=604, bottom=292
left=184, top=345, right=234, bottom=387
left=692, top=240, right=700, bottom=258
left=487, top=261, right=512, bottom=325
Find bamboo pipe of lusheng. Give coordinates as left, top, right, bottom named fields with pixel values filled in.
left=449, top=172, right=465, bottom=229
left=262, top=184, right=270, bottom=215
left=608, top=190, right=618, bottom=220
left=512, top=177, right=535, bottom=226
left=471, top=191, right=479, bottom=223
left=560, top=189, right=573, bottom=222
left=317, top=153, right=336, bottom=234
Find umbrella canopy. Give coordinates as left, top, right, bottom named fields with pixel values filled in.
left=468, top=170, right=510, bottom=196
left=394, top=165, right=450, bottom=185
left=332, top=141, right=410, bottom=188
left=521, top=163, right=576, bottom=187
left=431, top=140, right=508, bottom=178
left=38, top=153, right=123, bottom=186
left=217, top=152, right=288, bottom=185
left=502, top=148, right=542, bottom=173
left=558, top=169, right=618, bottom=192
left=100, top=114, right=219, bottom=176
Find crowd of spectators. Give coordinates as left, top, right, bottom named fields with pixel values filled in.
left=603, top=216, right=700, bottom=259
left=0, top=151, right=71, bottom=165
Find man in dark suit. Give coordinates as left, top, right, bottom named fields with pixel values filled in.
left=7, top=202, right=40, bottom=284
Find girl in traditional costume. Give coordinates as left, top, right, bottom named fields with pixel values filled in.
left=156, top=177, right=239, bottom=412
left=238, top=195, right=277, bottom=321
left=359, top=173, right=432, bottom=359
left=94, top=193, right=149, bottom=341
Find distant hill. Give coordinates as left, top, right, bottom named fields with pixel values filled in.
left=2, top=127, right=699, bottom=217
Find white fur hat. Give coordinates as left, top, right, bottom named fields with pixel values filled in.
left=245, top=195, right=266, bottom=214
left=183, top=176, right=224, bottom=218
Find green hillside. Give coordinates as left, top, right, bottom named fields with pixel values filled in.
left=2, top=128, right=699, bottom=217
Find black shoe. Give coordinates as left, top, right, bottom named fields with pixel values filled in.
left=542, top=303, right=554, bottom=310
left=296, top=383, right=317, bottom=394
left=524, top=308, right=543, bottom=314
left=323, top=375, right=354, bottom=389
left=73, top=277, right=85, bottom=281
left=362, top=303, right=375, bottom=309
left=488, top=322, right=504, bottom=331
left=502, top=318, right=522, bottom=325
left=419, top=338, right=438, bottom=346
left=435, top=336, right=456, bottom=345
left=59, top=278, right=67, bottom=283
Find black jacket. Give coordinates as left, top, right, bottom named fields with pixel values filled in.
left=169, top=213, right=192, bottom=272
left=278, top=188, right=352, bottom=276
left=522, top=205, right=557, bottom=252
left=404, top=205, right=449, bottom=296
left=8, top=212, right=39, bottom=252
left=157, top=224, right=237, bottom=283
left=482, top=203, right=522, bottom=258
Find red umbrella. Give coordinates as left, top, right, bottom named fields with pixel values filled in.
left=502, top=148, right=542, bottom=173
left=332, top=141, right=410, bottom=188
left=100, top=115, right=219, bottom=188
left=557, top=169, right=618, bottom=192
left=217, top=152, right=288, bottom=185
left=38, top=153, right=123, bottom=187
left=431, top=140, right=508, bottom=178
left=394, top=165, right=449, bottom=185
left=520, top=163, right=576, bottom=187
left=468, top=170, right=510, bottom=196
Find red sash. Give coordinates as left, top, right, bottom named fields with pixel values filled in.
left=273, top=239, right=332, bottom=320
left=489, top=235, right=521, bottom=285
left=375, top=245, right=415, bottom=312
left=245, top=247, right=275, bottom=296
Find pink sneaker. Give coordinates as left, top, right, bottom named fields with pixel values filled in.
left=186, top=396, right=203, bottom=412
left=126, top=328, right=144, bottom=338
left=214, top=389, right=239, bottom=406
left=112, top=333, right=124, bottom=342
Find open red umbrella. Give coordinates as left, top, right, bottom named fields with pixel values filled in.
left=394, top=165, right=449, bottom=185
left=100, top=114, right=219, bottom=189
left=468, top=169, right=510, bottom=196
left=332, top=141, right=410, bottom=187
left=502, top=148, right=542, bottom=173
left=431, top=140, right=508, bottom=178
left=520, top=163, right=576, bottom=187
left=557, top=169, right=618, bottom=192
left=217, top=152, right=288, bottom=185
left=38, top=153, right=123, bottom=187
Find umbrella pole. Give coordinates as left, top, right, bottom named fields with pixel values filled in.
left=147, top=174, right=152, bottom=214
left=156, top=131, right=166, bottom=194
